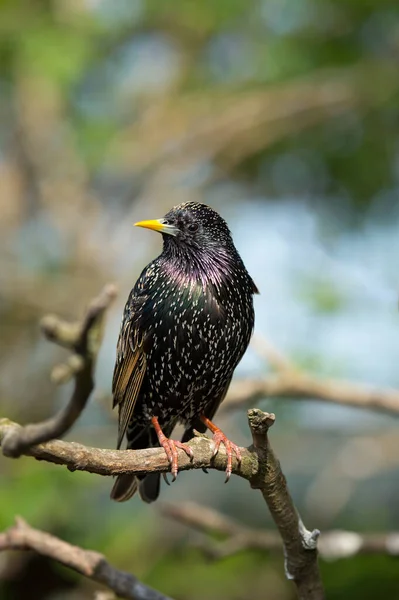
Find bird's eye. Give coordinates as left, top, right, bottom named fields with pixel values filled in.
left=188, top=222, right=199, bottom=233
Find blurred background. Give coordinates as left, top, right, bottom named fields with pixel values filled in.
left=1, top=0, right=399, bottom=598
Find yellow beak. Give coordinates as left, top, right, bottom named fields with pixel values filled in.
left=134, top=219, right=165, bottom=232
left=134, top=219, right=178, bottom=236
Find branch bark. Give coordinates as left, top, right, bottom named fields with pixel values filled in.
left=247, top=409, right=323, bottom=600
left=1, top=283, right=117, bottom=458
left=0, top=419, right=254, bottom=477
left=0, top=517, right=173, bottom=600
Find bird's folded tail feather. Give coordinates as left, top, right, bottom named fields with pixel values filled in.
left=111, top=421, right=176, bottom=503
left=138, top=473, right=161, bottom=503
left=110, top=474, right=138, bottom=502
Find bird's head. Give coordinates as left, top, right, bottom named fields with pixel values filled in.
left=135, top=202, right=233, bottom=252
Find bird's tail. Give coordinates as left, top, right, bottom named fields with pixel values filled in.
left=138, top=473, right=161, bottom=503
left=111, top=472, right=161, bottom=503
left=110, top=425, right=167, bottom=503
left=110, top=473, right=138, bottom=502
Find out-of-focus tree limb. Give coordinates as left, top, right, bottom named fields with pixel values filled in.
left=225, top=336, right=399, bottom=417
left=13, top=71, right=104, bottom=268
left=115, top=64, right=398, bottom=174
left=226, top=374, right=399, bottom=416
left=0, top=410, right=324, bottom=600
left=161, top=502, right=399, bottom=561
left=1, top=284, right=117, bottom=458
left=0, top=517, right=173, bottom=600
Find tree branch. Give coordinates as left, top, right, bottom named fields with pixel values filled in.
left=225, top=336, right=399, bottom=417
left=161, top=502, right=399, bottom=560
left=0, top=419, right=253, bottom=478
left=0, top=517, right=173, bottom=600
left=1, top=283, right=117, bottom=458
left=0, top=410, right=325, bottom=600
left=247, top=409, right=323, bottom=600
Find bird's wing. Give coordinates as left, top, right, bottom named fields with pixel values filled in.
left=112, top=297, right=148, bottom=449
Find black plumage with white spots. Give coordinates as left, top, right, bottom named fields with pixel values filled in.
left=111, top=202, right=258, bottom=503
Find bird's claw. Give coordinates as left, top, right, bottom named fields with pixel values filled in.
left=152, top=416, right=193, bottom=482
left=211, top=430, right=242, bottom=483
left=162, top=472, right=171, bottom=486
left=160, top=437, right=193, bottom=482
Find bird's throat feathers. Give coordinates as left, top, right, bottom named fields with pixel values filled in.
left=161, top=242, right=238, bottom=294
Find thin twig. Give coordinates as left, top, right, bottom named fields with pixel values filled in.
left=251, top=334, right=296, bottom=373
left=0, top=517, right=172, bottom=600
left=1, top=284, right=117, bottom=458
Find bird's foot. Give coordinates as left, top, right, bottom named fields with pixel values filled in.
left=211, top=429, right=242, bottom=482
left=200, top=416, right=242, bottom=482
left=151, top=417, right=193, bottom=481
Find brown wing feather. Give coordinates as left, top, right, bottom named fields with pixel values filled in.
left=112, top=319, right=147, bottom=449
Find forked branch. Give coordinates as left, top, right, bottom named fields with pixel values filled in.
left=1, top=284, right=117, bottom=458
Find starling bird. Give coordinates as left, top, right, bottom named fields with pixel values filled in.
left=111, top=202, right=258, bottom=503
